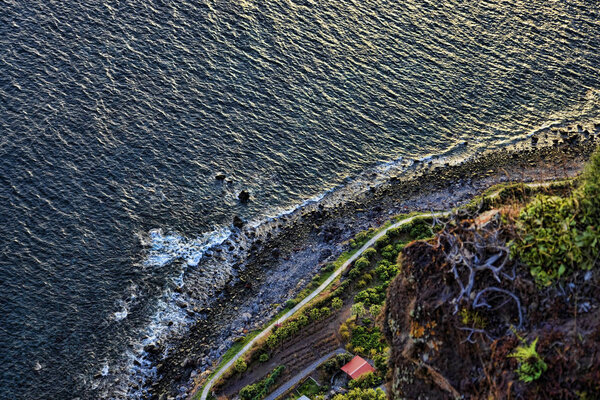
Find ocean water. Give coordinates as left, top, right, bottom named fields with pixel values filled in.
left=1, top=0, right=599, bottom=398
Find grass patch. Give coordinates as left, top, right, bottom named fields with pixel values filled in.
left=296, top=377, right=321, bottom=397
left=511, top=148, right=600, bottom=286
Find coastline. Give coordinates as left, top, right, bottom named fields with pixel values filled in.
left=100, top=123, right=598, bottom=399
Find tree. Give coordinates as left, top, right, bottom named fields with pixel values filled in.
left=351, top=302, right=367, bottom=318
left=363, top=247, right=377, bottom=260
left=332, top=388, right=386, bottom=400
left=259, top=353, right=269, bottom=363
left=331, top=297, right=343, bottom=310
left=354, top=257, right=370, bottom=271
left=369, top=304, right=382, bottom=318
left=235, top=358, right=247, bottom=373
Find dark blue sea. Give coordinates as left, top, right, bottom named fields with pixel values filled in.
left=1, top=0, right=599, bottom=398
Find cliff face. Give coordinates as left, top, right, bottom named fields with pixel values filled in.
left=384, top=209, right=600, bottom=399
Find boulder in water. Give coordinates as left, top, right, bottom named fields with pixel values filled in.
left=238, top=190, right=250, bottom=203
left=233, top=215, right=244, bottom=229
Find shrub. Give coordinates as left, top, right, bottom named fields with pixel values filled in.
left=285, top=299, right=298, bottom=309
left=331, top=297, right=343, bottom=310
left=363, top=247, right=377, bottom=260
left=375, top=261, right=398, bottom=282
left=348, top=371, right=382, bottom=389
left=357, top=280, right=367, bottom=288
left=351, top=302, right=367, bottom=318
left=259, top=353, right=269, bottom=363
left=239, top=365, right=285, bottom=400
left=354, top=257, right=370, bottom=271
left=324, top=352, right=353, bottom=374
left=508, top=337, right=547, bottom=382
left=348, top=268, right=361, bottom=280
left=339, top=323, right=350, bottom=341
left=332, top=388, right=386, bottom=400
left=235, top=358, right=247, bottom=373
left=374, top=353, right=389, bottom=375
left=512, top=148, right=600, bottom=285
left=375, top=234, right=390, bottom=248
left=409, top=220, right=433, bottom=240
left=355, top=288, right=383, bottom=307
left=350, top=325, right=385, bottom=354
left=369, top=304, right=382, bottom=318
left=322, top=263, right=335, bottom=272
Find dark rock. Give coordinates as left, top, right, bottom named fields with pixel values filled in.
left=215, top=173, right=226, bottom=181
left=238, top=190, right=250, bottom=203
left=233, top=216, right=245, bottom=229
left=531, top=136, right=538, bottom=145
left=272, top=248, right=280, bottom=258
left=319, top=248, right=333, bottom=261
left=144, top=344, right=161, bottom=355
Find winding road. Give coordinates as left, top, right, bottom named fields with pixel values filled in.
left=199, top=211, right=449, bottom=400
left=197, top=180, right=566, bottom=399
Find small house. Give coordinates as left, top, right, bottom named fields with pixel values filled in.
left=340, top=355, right=375, bottom=380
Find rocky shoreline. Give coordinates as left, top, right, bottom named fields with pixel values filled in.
left=128, top=123, right=599, bottom=400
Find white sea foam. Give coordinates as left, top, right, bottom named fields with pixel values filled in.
left=145, top=228, right=231, bottom=268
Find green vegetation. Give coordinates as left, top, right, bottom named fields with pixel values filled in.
left=348, top=372, right=382, bottom=389
left=331, top=297, right=343, bottom=310
left=354, top=288, right=384, bottom=307
left=235, top=358, right=248, bottom=373
left=259, top=353, right=269, bottom=363
left=373, top=353, right=388, bottom=375
left=296, top=377, right=321, bottom=396
left=512, top=148, right=600, bottom=286
left=323, top=353, right=354, bottom=374
left=332, top=388, right=386, bottom=400
left=350, top=325, right=385, bottom=355
left=239, top=365, right=286, bottom=400
left=508, top=337, right=547, bottom=383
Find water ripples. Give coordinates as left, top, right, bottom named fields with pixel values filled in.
left=1, top=0, right=599, bottom=398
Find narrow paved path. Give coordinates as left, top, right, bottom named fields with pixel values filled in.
left=197, top=179, right=563, bottom=399
left=199, top=211, right=449, bottom=400
left=264, top=348, right=347, bottom=400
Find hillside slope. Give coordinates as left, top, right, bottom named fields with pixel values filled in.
left=384, top=150, right=600, bottom=399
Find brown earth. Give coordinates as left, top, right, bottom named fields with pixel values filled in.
left=215, top=305, right=352, bottom=398
left=384, top=205, right=600, bottom=399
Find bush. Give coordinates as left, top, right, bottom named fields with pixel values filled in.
left=348, top=372, right=382, bottom=389
left=409, top=220, right=433, bottom=240
left=332, top=388, right=386, bottom=400
left=348, top=268, right=361, bottom=280
left=239, top=365, right=286, bottom=400
left=259, top=353, right=269, bottom=363
left=355, top=288, right=383, bottom=307
left=354, top=257, right=370, bottom=271
left=339, top=323, right=350, bottom=341
left=350, top=325, right=385, bottom=354
left=351, top=302, right=367, bottom=318
left=369, top=304, right=382, bottom=318
left=285, top=299, right=298, bottom=309
left=363, top=247, right=377, bottom=260
left=331, top=297, right=343, bottom=310
left=235, top=358, right=247, bottom=373
left=375, top=234, right=390, bottom=248
left=322, top=263, right=335, bottom=272
left=375, top=261, right=398, bottom=282
left=374, top=353, right=389, bottom=375
left=511, top=148, right=600, bottom=286
left=324, top=352, right=353, bottom=374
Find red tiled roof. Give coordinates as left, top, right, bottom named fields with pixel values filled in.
left=340, top=355, right=376, bottom=379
